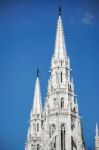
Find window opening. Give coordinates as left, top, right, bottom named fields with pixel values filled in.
left=61, top=124, right=65, bottom=150
left=61, top=72, right=62, bottom=82
left=61, top=98, right=64, bottom=108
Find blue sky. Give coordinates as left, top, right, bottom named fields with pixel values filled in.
left=0, top=0, right=99, bottom=149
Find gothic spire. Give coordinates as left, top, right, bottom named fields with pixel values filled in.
left=54, top=0, right=67, bottom=59
left=32, top=69, right=42, bottom=115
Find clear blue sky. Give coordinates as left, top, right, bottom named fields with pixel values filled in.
left=0, top=0, right=99, bottom=149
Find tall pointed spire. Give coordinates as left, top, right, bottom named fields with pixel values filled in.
left=33, top=69, right=42, bottom=115
left=54, top=0, right=67, bottom=59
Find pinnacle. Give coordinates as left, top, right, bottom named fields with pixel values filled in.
left=54, top=14, right=67, bottom=60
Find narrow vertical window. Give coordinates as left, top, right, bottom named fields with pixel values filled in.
left=61, top=72, right=62, bottom=82
left=61, top=100, right=62, bottom=108
left=61, top=127, right=63, bottom=150
left=61, top=124, right=65, bottom=150
left=37, top=123, right=39, bottom=132
left=61, top=98, right=64, bottom=108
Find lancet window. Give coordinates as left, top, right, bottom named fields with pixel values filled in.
left=61, top=124, right=66, bottom=150
left=61, top=72, right=62, bottom=82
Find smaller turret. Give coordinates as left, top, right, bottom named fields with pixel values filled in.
left=32, top=69, right=42, bottom=115
left=25, top=69, right=43, bottom=150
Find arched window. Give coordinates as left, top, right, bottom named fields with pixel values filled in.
left=37, top=123, right=39, bottom=132
left=61, top=98, right=64, bottom=108
left=61, top=124, right=66, bottom=150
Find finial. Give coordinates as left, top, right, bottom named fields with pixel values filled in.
left=58, top=0, right=62, bottom=16
left=37, top=68, right=39, bottom=77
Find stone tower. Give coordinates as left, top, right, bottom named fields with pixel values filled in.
left=25, top=5, right=85, bottom=150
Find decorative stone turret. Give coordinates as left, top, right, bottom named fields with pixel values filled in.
left=25, top=69, right=43, bottom=150
left=32, top=69, right=42, bottom=115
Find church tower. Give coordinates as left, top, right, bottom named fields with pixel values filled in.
left=42, top=6, right=84, bottom=150
left=95, top=123, right=99, bottom=150
left=25, top=4, right=85, bottom=150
